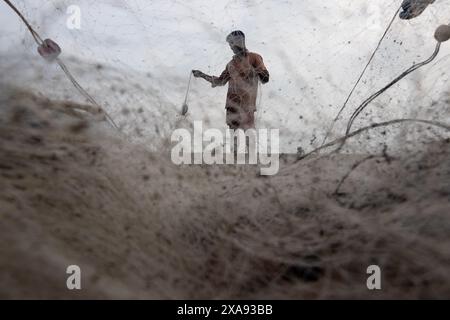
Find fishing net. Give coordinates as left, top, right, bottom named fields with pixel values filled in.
left=1, top=0, right=449, bottom=153
left=1, top=0, right=450, bottom=300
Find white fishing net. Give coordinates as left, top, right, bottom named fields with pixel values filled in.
left=1, top=0, right=449, bottom=153
left=1, top=0, right=450, bottom=299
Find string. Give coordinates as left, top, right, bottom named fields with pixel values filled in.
left=184, top=72, right=193, bottom=106
left=335, top=42, right=442, bottom=152
left=2, top=0, right=119, bottom=131
left=320, top=4, right=402, bottom=147
left=297, top=117, right=449, bottom=162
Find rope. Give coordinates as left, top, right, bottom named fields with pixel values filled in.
left=183, top=72, right=193, bottom=106
left=333, top=154, right=380, bottom=195
left=56, top=58, right=119, bottom=129
left=320, top=4, right=402, bottom=147
left=345, top=42, right=441, bottom=136
left=2, top=0, right=43, bottom=46
left=180, top=72, right=193, bottom=116
left=3, top=0, right=119, bottom=131
left=297, top=118, right=450, bottom=162
left=334, top=42, right=442, bottom=151
left=256, top=81, right=263, bottom=128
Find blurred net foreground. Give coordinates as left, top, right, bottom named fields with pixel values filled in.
left=0, top=87, right=449, bottom=299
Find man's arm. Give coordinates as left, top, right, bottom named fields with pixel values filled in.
left=192, top=68, right=230, bottom=87
left=251, top=54, right=269, bottom=84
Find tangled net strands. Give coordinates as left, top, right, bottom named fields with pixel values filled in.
left=3, top=0, right=449, bottom=159
left=320, top=4, right=402, bottom=147
left=333, top=42, right=443, bottom=152
left=181, top=72, right=193, bottom=116
left=2, top=0, right=43, bottom=45
left=55, top=59, right=120, bottom=130
left=345, top=43, right=441, bottom=137
left=314, top=22, right=450, bottom=158
left=320, top=1, right=448, bottom=155
left=297, top=118, right=450, bottom=162
left=333, top=148, right=389, bottom=197
left=2, top=0, right=119, bottom=131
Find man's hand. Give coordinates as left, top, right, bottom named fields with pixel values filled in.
left=192, top=70, right=204, bottom=78
left=259, top=71, right=270, bottom=84
left=192, top=70, right=215, bottom=85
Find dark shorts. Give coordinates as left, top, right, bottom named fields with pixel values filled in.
left=226, top=107, right=255, bottom=130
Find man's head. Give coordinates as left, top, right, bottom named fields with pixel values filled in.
left=226, top=30, right=246, bottom=55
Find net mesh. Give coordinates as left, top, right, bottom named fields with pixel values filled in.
left=1, top=0, right=449, bottom=153
left=1, top=0, right=450, bottom=299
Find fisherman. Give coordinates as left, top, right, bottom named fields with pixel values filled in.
left=192, top=31, right=270, bottom=130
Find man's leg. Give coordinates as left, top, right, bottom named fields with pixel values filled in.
left=226, top=108, right=256, bottom=159
left=241, top=110, right=256, bottom=130
left=226, top=107, right=255, bottom=130
left=226, top=107, right=240, bottom=130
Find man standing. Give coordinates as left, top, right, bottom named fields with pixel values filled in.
left=192, top=31, right=270, bottom=130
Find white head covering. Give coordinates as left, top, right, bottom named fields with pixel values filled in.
left=226, top=30, right=246, bottom=49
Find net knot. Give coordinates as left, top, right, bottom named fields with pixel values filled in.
left=37, top=39, right=61, bottom=62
